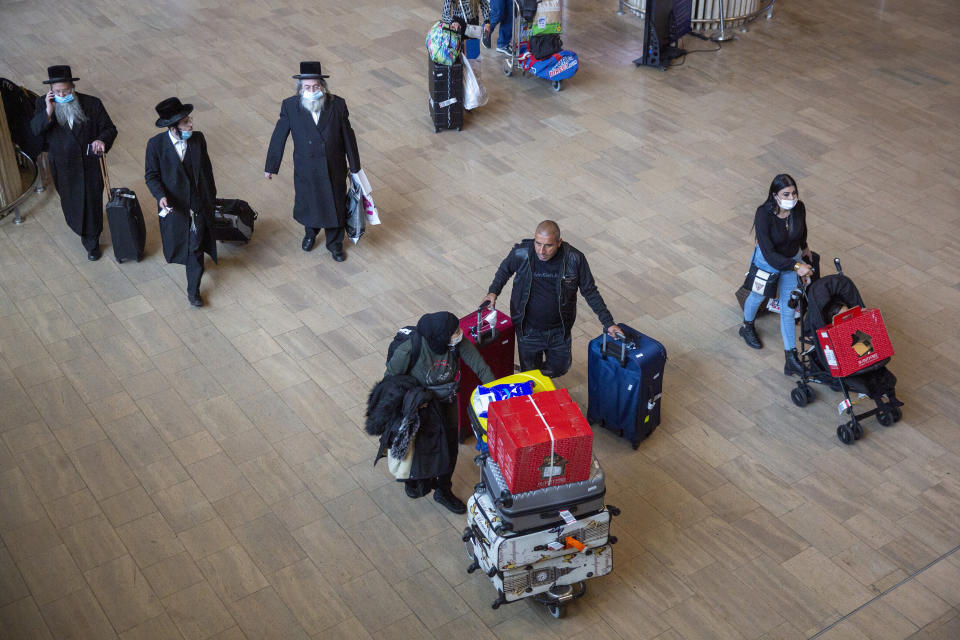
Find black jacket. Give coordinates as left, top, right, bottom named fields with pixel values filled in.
left=264, top=94, right=361, bottom=229
left=366, top=375, right=450, bottom=481
left=30, top=93, right=118, bottom=237
left=488, top=240, right=614, bottom=338
left=144, top=130, right=218, bottom=265
left=754, top=201, right=808, bottom=271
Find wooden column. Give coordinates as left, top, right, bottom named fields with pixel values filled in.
left=0, top=97, right=24, bottom=208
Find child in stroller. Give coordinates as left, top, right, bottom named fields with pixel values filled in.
left=791, top=259, right=904, bottom=445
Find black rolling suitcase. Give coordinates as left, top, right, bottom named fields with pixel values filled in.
left=101, top=156, right=146, bottom=263
left=428, top=58, right=463, bottom=133
left=212, top=198, right=257, bottom=243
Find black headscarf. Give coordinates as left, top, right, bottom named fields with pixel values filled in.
left=416, top=311, right=460, bottom=354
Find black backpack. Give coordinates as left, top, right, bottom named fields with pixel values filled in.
left=387, top=327, right=422, bottom=375
left=520, top=0, right=539, bottom=22
left=529, top=34, right=562, bottom=60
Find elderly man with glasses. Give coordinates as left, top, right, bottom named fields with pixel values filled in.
left=264, top=61, right=369, bottom=261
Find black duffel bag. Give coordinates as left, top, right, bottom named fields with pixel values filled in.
left=529, top=34, right=562, bottom=60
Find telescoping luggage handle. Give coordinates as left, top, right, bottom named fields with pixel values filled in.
left=99, top=155, right=112, bottom=196
left=472, top=300, right=498, bottom=346
left=601, top=329, right=635, bottom=368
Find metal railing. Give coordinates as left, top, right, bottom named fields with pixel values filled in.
left=691, top=0, right=775, bottom=33
left=0, top=148, right=42, bottom=225
left=617, top=0, right=776, bottom=36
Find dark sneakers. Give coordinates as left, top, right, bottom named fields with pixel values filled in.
left=739, top=321, right=762, bottom=349
left=433, top=488, right=467, bottom=514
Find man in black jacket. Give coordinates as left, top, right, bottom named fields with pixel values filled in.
left=144, top=98, right=218, bottom=307
left=30, top=65, right=117, bottom=260
left=482, top=220, right=621, bottom=378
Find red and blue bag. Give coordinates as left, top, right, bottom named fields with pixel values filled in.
left=520, top=50, right=579, bottom=81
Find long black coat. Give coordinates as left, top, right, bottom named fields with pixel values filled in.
left=144, top=131, right=218, bottom=265
left=264, top=94, right=361, bottom=229
left=30, top=93, right=117, bottom=237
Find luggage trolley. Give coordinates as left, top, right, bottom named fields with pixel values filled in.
left=462, top=454, right=619, bottom=618
left=502, top=0, right=577, bottom=92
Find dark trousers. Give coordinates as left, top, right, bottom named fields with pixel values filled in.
left=305, top=225, right=345, bottom=252
left=81, top=233, right=100, bottom=252
left=518, top=326, right=572, bottom=378
left=186, top=222, right=206, bottom=297
left=404, top=399, right=459, bottom=495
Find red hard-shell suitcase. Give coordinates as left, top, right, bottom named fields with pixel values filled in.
left=458, top=304, right=515, bottom=442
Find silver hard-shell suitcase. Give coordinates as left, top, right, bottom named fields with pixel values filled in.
left=480, top=454, right=605, bottom=533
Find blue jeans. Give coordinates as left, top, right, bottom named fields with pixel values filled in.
left=489, top=0, right=513, bottom=48
left=743, top=246, right=799, bottom=350
left=518, top=326, right=572, bottom=378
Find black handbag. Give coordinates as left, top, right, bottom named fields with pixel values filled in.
left=529, top=34, right=562, bottom=60
left=743, top=263, right=780, bottom=298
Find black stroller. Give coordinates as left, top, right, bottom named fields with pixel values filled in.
left=790, top=258, right=903, bottom=445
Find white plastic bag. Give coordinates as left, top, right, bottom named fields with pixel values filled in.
left=463, top=58, right=487, bottom=110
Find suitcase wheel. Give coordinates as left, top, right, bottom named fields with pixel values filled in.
left=547, top=603, right=565, bottom=618
left=607, top=505, right=621, bottom=517
left=466, top=561, right=480, bottom=574
left=609, top=535, right=618, bottom=544
left=116, top=258, right=123, bottom=264
left=435, top=127, right=440, bottom=133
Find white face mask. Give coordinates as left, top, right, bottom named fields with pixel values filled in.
left=449, top=332, right=463, bottom=347
left=302, top=89, right=323, bottom=101
left=777, top=195, right=798, bottom=210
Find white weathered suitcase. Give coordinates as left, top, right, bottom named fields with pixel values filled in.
left=466, top=490, right=611, bottom=570
left=468, top=536, right=613, bottom=605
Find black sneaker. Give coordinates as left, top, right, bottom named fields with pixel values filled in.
left=496, top=43, right=514, bottom=56
left=482, top=31, right=492, bottom=49
left=433, top=488, right=467, bottom=514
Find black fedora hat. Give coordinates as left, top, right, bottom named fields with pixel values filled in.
left=292, top=61, right=329, bottom=80
left=154, top=97, right=194, bottom=128
left=42, top=65, right=80, bottom=85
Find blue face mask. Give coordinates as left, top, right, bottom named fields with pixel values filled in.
left=302, top=89, right=323, bottom=101
left=53, top=93, right=75, bottom=104
left=179, top=130, right=193, bottom=140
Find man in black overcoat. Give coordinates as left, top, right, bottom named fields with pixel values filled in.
left=30, top=65, right=118, bottom=260
left=264, top=61, right=368, bottom=261
left=144, top=98, right=218, bottom=307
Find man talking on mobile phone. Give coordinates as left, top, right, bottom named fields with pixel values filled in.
left=30, top=65, right=117, bottom=261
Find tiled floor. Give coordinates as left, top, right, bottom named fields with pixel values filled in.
left=2, top=0, right=959, bottom=638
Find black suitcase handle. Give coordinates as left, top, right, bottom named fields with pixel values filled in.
left=601, top=329, right=634, bottom=367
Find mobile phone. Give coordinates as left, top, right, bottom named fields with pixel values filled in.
left=85, top=144, right=101, bottom=157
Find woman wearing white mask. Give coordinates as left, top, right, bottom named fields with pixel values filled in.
left=739, top=174, right=813, bottom=376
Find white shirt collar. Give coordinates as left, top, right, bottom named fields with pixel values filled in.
left=168, top=129, right=187, bottom=160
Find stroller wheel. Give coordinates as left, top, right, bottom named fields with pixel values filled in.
left=851, top=422, right=863, bottom=440
left=804, top=384, right=814, bottom=403
left=892, top=406, right=902, bottom=422
left=877, top=409, right=893, bottom=427
left=837, top=424, right=854, bottom=445
left=790, top=388, right=808, bottom=408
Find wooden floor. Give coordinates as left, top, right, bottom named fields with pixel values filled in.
left=2, top=0, right=960, bottom=638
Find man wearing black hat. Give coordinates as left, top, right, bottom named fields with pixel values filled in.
left=144, top=98, right=218, bottom=307
left=30, top=65, right=118, bottom=260
left=264, top=61, right=369, bottom=261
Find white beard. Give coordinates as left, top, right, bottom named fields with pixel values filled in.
left=300, top=95, right=323, bottom=115
left=54, top=99, right=86, bottom=129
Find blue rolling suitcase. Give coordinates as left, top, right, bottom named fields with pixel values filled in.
left=587, top=324, right=666, bottom=449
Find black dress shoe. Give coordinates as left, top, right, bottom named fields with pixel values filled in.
left=302, top=235, right=316, bottom=252
left=433, top=488, right=467, bottom=514
left=331, top=249, right=346, bottom=262
left=188, top=293, right=204, bottom=308
left=87, top=247, right=101, bottom=261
